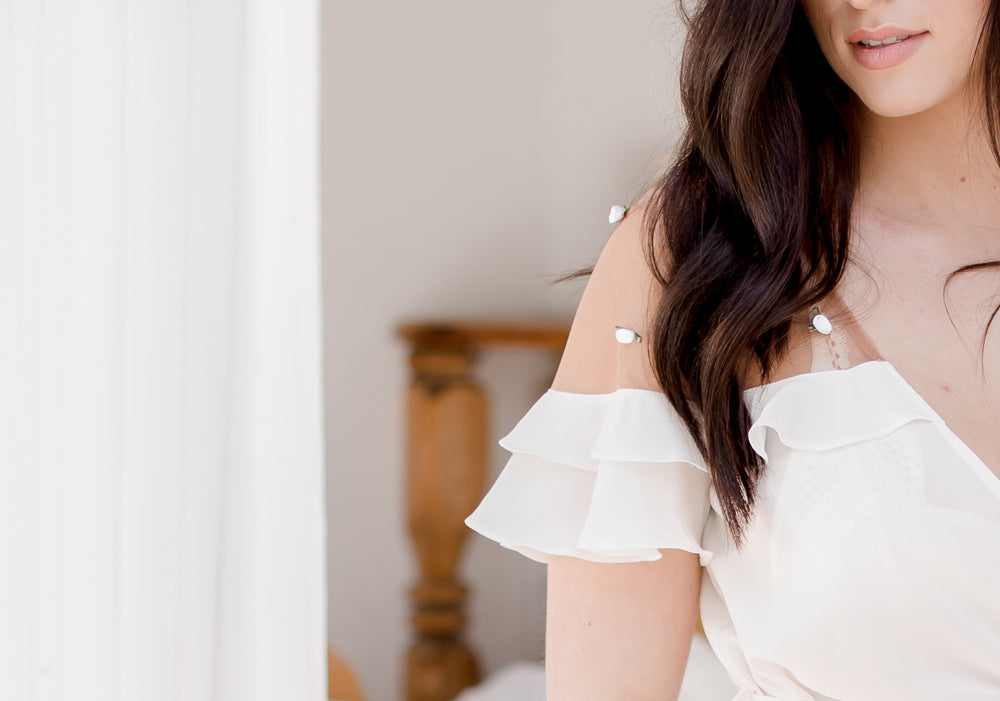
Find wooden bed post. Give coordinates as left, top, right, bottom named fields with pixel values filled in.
left=404, top=339, right=485, bottom=701
left=398, top=322, right=570, bottom=701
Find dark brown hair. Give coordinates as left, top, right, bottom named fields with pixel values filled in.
left=645, top=1, right=855, bottom=544
left=560, top=0, right=1000, bottom=544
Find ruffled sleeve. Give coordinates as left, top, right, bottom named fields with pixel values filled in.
left=464, top=387, right=713, bottom=565
left=464, top=198, right=713, bottom=566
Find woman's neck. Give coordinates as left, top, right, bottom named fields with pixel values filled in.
left=854, top=87, right=1000, bottom=242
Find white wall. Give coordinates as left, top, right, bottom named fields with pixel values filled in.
left=322, top=2, right=684, bottom=699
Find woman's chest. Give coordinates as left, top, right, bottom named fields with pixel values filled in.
left=838, top=251, right=1000, bottom=481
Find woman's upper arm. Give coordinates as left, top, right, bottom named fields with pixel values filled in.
left=546, top=551, right=702, bottom=701
left=544, top=199, right=702, bottom=700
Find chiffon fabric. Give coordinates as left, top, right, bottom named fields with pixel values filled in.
left=464, top=210, right=1000, bottom=701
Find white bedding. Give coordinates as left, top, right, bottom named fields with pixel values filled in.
left=451, top=633, right=737, bottom=701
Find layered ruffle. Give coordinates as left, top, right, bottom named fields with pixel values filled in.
left=745, top=360, right=938, bottom=461
left=465, top=388, right=714, bottom=565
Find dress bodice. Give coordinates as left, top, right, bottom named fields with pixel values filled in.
left=701, top=358, right=1000, bottom=700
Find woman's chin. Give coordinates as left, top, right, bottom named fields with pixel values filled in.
left=851, top=76, right=972, bottom=121
left=854, top=91, right=948, bottom=120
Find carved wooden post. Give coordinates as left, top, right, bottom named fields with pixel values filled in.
left=403, top=333, right=485, bottom=701
left=397, top=322, right=570, bottom=701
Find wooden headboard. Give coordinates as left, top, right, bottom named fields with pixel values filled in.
left=397, top=321, right=570, bottom=701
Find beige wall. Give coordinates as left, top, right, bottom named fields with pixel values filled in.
left=322, top=2, right=683, bottom=699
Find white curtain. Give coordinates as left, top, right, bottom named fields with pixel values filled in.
left=0, top=1, right=325, bottom=700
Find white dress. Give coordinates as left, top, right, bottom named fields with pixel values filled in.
left=464, top=208, right=1000, bottom=701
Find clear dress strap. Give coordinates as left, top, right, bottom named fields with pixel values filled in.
left=808, top=290, right=885, bottom=373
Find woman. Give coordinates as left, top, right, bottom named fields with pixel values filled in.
left=466, top=0, right=1000, bottom=698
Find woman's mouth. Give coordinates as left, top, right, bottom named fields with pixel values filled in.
left=849, top=31, right=929, bottom=70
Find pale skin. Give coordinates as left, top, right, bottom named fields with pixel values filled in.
left=545, top=1, right=1000, bottom=699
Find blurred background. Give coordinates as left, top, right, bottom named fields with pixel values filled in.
left=324, top=2, right=687, bottom=699
left=3, top=1, right=688, bottom=699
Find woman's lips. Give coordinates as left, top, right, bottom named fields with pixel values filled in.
left=850, top=31, right=929, bottom=70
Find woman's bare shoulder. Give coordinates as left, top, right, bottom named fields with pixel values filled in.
left=551, top=188, right=665, bottom=394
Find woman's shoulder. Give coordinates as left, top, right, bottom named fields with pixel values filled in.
left=551, top=189, right=664, bottom=394
left=465, top=186, right=714, bottom=567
